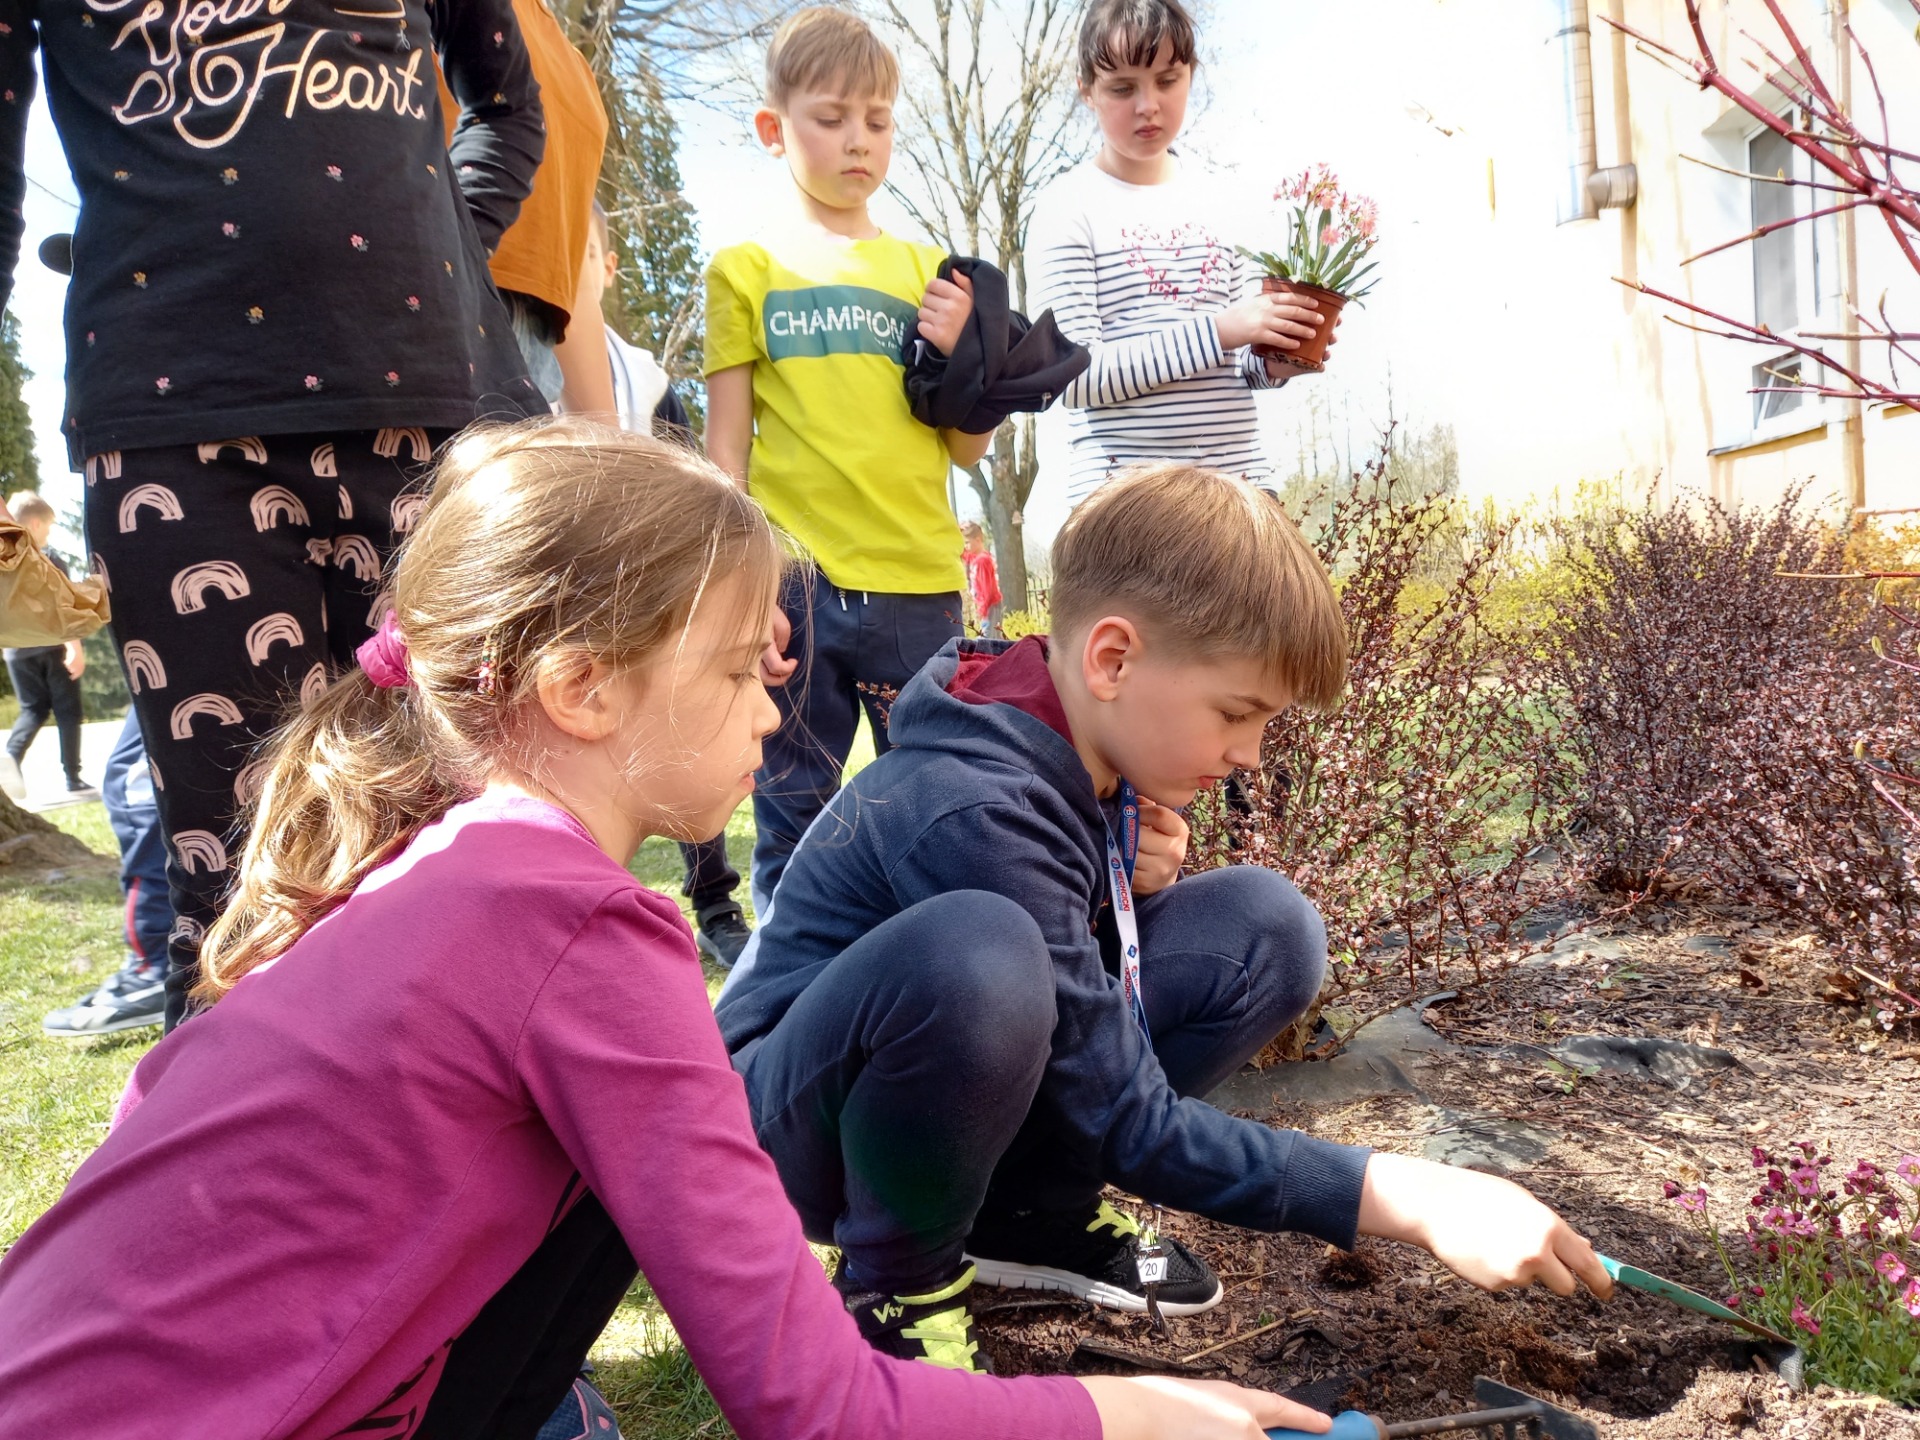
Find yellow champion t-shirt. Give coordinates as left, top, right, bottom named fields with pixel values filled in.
left=705, top=230, right=964, bottom=595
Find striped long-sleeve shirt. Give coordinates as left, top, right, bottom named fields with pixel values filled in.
left=1029, top=161, right=1287, bottom=506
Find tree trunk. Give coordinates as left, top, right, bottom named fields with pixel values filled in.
left=0, top=791, right=110, bottom=873
left=964, top=414, right=1038, bottom=614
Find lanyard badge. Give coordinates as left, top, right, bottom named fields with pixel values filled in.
left=1103, top=779, right=1149, bottom=1041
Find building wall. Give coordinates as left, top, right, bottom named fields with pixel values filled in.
left=1447, top=0, right=1919, bottom=518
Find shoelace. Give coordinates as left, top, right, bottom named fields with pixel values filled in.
left=899, top=1303, right=981, bottom=1371
left=1086, top=1199, right=1142, bottom=1239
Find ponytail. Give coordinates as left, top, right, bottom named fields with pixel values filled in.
left=194, top=671, right=466, bottom=1004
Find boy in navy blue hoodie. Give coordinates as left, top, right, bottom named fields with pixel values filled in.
left=717, top=465, right=1613, bottom=1372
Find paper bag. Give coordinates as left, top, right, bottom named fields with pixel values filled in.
left=0, top=518, right=111, bottom=648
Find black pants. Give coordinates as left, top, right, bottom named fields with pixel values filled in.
left=83, top=429, right=447, bottom=1028
left=680, top=836, right=739, bottom=916
left=5, top=645, right=84, bottom=782
left=415, top=1190, right=638, bottom=1440
left=733, top=866, right=1328, bottom=1295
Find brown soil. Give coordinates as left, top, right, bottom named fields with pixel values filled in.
left=0, top=792, right=111, bottom=875
left=974, top=905, right=1920, bottom=1438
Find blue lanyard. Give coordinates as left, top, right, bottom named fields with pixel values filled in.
left=1103, top=778, right=1149, bottom=1039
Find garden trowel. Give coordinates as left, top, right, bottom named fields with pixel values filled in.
left=1596, top=1253, right=1794, bottom=1345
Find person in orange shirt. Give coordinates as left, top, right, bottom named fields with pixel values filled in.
left=439, top=0, right=615, bottom=416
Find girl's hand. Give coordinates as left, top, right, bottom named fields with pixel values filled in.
left=1217, top=290, right=1321, bottom=353
left=1129, top=798, right=1188, bottom=896
left=1081, top=1376, right=1331, bottom=1440
left=918, top=271, right=975, bottom=356
left=1357, top=1153, right=1614, bottom=1298
left=1264, top=311, right=1341, bottom=379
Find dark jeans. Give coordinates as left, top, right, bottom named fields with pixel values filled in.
left=680, top=836, right=739, bottom=917
left=5, top=646, right=83, bottom=783
left=733, top=866, right=1326, bottom=1295
left=103, top=709, right=173, bottom=969
left=750, top=573, right=963, bottom=914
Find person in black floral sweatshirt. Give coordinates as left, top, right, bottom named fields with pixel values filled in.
left=0, top=0, right=546, bottom=1027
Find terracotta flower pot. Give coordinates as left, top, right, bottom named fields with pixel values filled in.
left=1253, top=277, right=1348, bottom=372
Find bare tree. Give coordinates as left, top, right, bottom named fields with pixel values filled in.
left=870, top=0, right=1085, bottom=610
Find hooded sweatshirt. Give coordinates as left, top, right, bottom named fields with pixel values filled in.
left=718, top=637, right=1371, bottom=1245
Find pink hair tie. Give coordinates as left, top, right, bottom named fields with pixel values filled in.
left=357, top=611, right=412, bottom=689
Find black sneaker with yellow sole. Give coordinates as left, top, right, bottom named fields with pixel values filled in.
left=965, top=1199, right=1224, bottom=1316
left=833, top=1261, right=991, bottom=1372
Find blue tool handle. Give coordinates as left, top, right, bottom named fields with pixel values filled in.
left=1267, top=1410, right=1385, bottom=1440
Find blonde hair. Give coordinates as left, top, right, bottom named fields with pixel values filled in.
left=195, top=420, right=789, bottom=1005
left=1051, top=465, right=1348, bottom=710
left=765, top=6, right=900, bottom=109
left=7, top=490, right=55, bottom=527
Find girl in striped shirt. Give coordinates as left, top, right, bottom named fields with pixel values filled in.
left=1029, top=0, right=1331, bottom=506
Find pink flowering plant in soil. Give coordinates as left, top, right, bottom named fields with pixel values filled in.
left=1664, top=1143, right=1920, bottom=1401
left=1237, top=164, right=1381, bottom=302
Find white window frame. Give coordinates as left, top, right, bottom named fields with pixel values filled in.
left=1743, top=108, right=1841, bottom=443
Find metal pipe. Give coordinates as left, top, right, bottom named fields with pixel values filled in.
left=1548, top=0, right=1598, bottom=224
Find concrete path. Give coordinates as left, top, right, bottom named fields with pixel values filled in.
left=13, top=715, right=125, bottom=813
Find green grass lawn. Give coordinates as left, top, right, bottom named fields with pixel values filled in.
left=0, top=720, right=878, bottom=1439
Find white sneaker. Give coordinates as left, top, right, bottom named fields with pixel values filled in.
left=0, top=752, right=24, bottom=802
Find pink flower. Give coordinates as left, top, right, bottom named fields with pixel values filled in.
left=1675, top=1186, right=1708, bottom=1214
left=1791, top=1166, right=1820, bottom=1197
left=1905, top=1280, right=1920, bottom=1319
left=326, top=165, right=343, bottom=181
left=350, top=234, right=368, bottom=251
left=1895, top=1157, right=1920, bottom=1187
left=154, top=377, right=170, bottom=393
left=1878, top=1252, right=1908, bottom=1285
left=405, top=295, right=420, bottom=311
left=384, top=371, right=400, bottom=386
left=1790, top=1298, right=1820, bottom=1336
left=1320, top=224, right=1345, bottom=248
left=304, top=375, right=322, bottom=391
left=221, top=222, right=238, bottom=238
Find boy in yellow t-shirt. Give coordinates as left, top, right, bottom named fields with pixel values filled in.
left=706, top=6, right=992, bottom=915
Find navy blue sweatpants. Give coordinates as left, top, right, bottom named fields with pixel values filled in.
left=731, top=865, right=1327, bottom=1295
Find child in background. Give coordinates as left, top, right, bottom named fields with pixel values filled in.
left=1028, top=0, right=1330, bottom=507
left=718, top=466, right=1611, bottom=1369
left=961, top=521, right=1003, bottom=638
left=705, top=7, right=993, bottom=915
left=582, top=198, right=753, bottom=966
left=0, top=422, right=1334, bottom=1440
left=41, top=710, right=174, bottom=1034
left=2, top=491, right=89, bottom=799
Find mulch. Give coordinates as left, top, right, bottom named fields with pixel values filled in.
left=973, top=904, right=1920, bottom=1437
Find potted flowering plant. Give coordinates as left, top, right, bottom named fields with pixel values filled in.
left=1239, top=165, right=1379, bottom=372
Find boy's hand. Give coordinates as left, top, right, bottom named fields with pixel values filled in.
left=1358, top=1152, right=1614, bottom=1299
left=1129, top=799, right=1188, bottom=895
left=917, top=271, right=975, bottom=357
left=761, top=606, right=798, bottom=689
left=1217, top=289, right=1322, bottom=354
left=63, top=641, right=86, bottom=681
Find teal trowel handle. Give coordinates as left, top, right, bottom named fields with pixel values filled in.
left=1267, top=1412, right=1387, bottom=1440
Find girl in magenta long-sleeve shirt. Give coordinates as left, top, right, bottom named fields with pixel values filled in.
left=0, top=421, right=1327, bottom=1440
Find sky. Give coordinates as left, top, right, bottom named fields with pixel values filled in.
left=9, top=0, right=1573, bottom=547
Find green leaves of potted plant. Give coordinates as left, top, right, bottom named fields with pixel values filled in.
left=1239, top=165, right=1379, bottom=373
